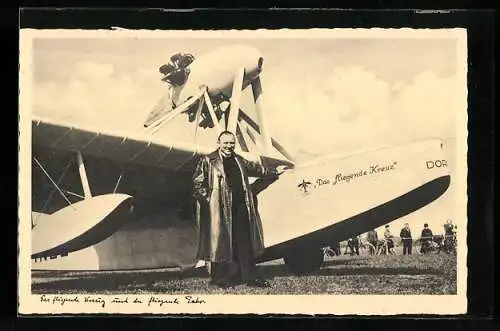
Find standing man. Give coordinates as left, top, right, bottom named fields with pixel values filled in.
left=444, top=219, right=454, bottom=238
left=192, top=131, right=286, bottom=288
left=443, top=219, right=455, bottom=253
left=420, top=223, right=434, bottom=254
left=384, top=225, right=395, bottom=255
left=400, top=223, right=413, bottom=255
left=367, top=229, right=378, bottom=255
left=348, top=236, right=360, bottom=255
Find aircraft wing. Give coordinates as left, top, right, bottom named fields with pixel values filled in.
left=32, top=114, right=292, bottom=214
left=32, top=115, right=213, bottom=171
left=31, top=115, right=213, bottom=214
left=31, top=114, right=212, bottom=259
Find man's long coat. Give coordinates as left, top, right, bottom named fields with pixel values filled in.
left=192, top=150, right=277, bottom=263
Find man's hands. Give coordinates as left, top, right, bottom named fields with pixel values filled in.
left=275, top=165, right=289, bottom=175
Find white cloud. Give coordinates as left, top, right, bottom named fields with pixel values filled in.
left=33, top=56, right=458, bottom=159
left=391, top=71, right=457, bottom=140
left=264, top=66, right=457, bottom=157
left=34, top=60, right=165, bottom=133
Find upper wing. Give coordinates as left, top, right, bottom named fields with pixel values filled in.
left=31, top=115, right=215, bottom=215
left=31, top=113, right=293, bottom=215
left=32, top=115, right=213, bottom=171
left=32, top=114, right=292, bottom=172
left=31, top=78, right=294, bottom=215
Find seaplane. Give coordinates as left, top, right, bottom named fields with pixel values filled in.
left=29, top=45, right=451, bottom=274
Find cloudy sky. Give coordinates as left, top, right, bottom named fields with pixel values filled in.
left=32, top=36, right=459, bottom=153
left=31, top=31, right=465, bottom=236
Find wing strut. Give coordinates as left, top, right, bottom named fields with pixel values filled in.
left=145, top=88, right=205, bottom=135
left=113, top=170, right=124, bottom=193
left=203, top=88, right=222, bottom=134
left=77, top=152, right=92, bottom=199
left=251, top=76, right=272, bottom=155
left=33, top=157, right=74, bottom=209
left=192, top=94, right=206, bottom=143
left=35, top=158, right=74, bottom=224
left=227, top=67, right=245, bottom=133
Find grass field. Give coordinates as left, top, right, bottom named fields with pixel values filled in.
left=32, top=252, right=456, bottom=295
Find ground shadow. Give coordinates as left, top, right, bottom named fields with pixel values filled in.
left=31, top=258, right=445, bottom=293
left=32, top=267, right=208, bottom=293
left=257, top=262, right=443, bottom=279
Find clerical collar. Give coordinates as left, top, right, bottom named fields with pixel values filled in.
left=219, top=150, right=234, bottom=159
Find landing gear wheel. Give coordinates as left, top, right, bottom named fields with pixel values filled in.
left=284, top=247, right=325, bottom=275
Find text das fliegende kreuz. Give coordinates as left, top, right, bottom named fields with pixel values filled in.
left=313, top=162, right=398, bottom=188
left=40, top=294, right=206, bottom=308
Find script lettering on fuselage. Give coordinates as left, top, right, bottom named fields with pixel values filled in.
left=298, top=161, right=398, bottom=194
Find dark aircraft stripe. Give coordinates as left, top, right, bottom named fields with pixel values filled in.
left=257, top=174, right=451, bottom=262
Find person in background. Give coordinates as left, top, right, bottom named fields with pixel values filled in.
left=420, top=223, right=434, bottom=254
left=453, top=225, right=458, bottom=251
left=444, top=219, right=454, bottom=236
left=443, top=219, right=456, bottom=254
left=366, top=230, right=378, bottom=255
left=400, top=223, right=413, bottom=255
left=324, top=242, right=341, bottom=257
left=332, top=242, right=341, bottom=256
left=347, top=236, right=360, bottom=255
left=384, top=225, right=395, bottom=255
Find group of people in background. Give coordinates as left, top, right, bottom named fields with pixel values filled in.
left=329, top=220, right=457, bottom=257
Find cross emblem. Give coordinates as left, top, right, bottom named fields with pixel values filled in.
left=298, top=179, right=312, bottom=193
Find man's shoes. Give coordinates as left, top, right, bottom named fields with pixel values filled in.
left=246, top=278, right=271, bottom=288
left=209, top=280, right=234, bottom=289
left=218, top=282, right=234, bottom=289
left=210, top=277, right=270, bottom=289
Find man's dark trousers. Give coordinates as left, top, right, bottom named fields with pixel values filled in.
left=230, top=200, right=257, bottom=283
left=403, top=240, right=412, bottom=255
left=211, top=200, right=257, bottom=285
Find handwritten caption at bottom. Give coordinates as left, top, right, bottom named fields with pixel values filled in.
left=40, top=294, right=206, bottom=309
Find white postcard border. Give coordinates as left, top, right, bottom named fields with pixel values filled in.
left=18, top=27, right=468, bottom=315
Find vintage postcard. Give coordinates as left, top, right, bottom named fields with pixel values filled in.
left=18, top=28, right=468, bottom=315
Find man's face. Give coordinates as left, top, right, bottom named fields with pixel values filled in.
left=219, top=133, right=236, bottom=157
left=405, top=223, right=409, bottom=229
